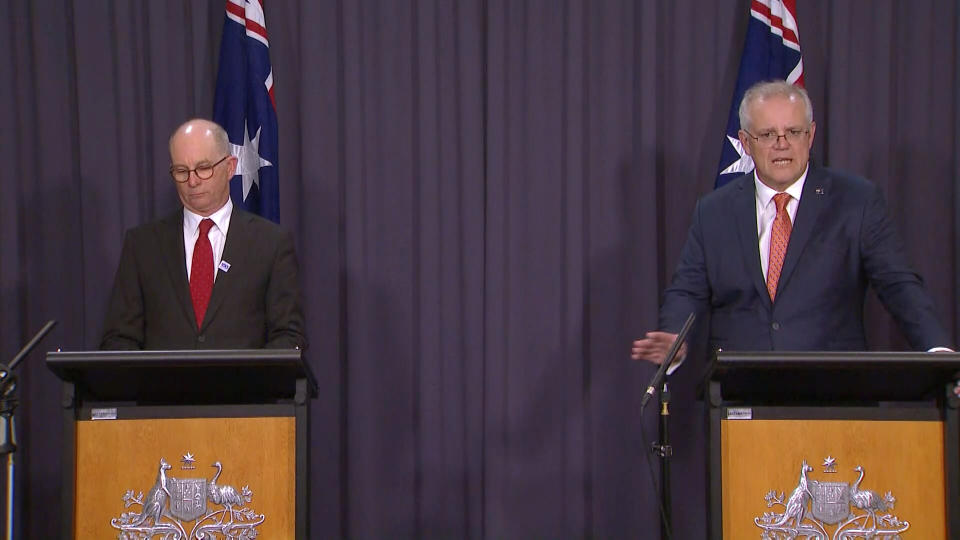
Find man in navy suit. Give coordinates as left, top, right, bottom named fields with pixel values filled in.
left=632, top=80, right=950, bottom=368
left=100, top=118, right=306, bottom=350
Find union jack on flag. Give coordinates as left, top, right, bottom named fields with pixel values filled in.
left=213, top=0, right=280, bottom=222
left=715, top=0, right=804, bottom=188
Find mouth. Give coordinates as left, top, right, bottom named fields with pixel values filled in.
left=771, top=158, right=793, bottom=166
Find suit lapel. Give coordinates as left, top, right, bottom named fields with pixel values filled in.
left=733, top=177, right=771, bottom=305
left=776, top=166, right=830, bottom=298
left=159, top=209, right=199, bottom=329
left=201, top=208, right=248, bottom=330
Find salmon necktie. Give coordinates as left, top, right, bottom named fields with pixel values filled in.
left=766, top=193, right=792, bottom=301
left=190, top=218, right=215, bottom=329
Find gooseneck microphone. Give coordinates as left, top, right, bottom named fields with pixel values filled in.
left=640, top=313, right=695, bottom=410
left=7, top=320, right=58, bottom=372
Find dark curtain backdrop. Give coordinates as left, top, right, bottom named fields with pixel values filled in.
left=2, top=1, right=959, bottom=538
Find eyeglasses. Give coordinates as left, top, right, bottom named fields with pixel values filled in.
left=169, top=155, right=230, bottom=183
left=743, top=128, right=810, bottom=147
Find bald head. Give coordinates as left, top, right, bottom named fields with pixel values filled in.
left=169, top=118, right=231, bottom=157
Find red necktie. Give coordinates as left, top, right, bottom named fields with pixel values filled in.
left=190, top=218, right=215, bottom=329
left=766, top=193, right=792, bottom=301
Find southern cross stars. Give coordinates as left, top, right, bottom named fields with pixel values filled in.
left=720, top=135, right=755, bottom=177
left=231, top=123, right=274, bottom=201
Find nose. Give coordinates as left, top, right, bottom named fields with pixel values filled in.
left=186, top=171, right=203, bottom=187
left=772, top=134, right=790, bottom=149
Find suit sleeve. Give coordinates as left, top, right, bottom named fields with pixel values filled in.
left=861, top=185, right=951, bottom=349
left=264, top=229, right=308, bottom=350
left=99, top=231, right=146, bottom=350
left=659, top=199, right=712, bottom=334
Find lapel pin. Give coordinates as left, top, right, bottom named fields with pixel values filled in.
left=815, top=187, right=824, bottom=195
left=218, top=260, right=231, bottom=273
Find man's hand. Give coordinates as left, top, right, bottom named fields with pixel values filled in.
left=631, top=331, right=687, bottom=365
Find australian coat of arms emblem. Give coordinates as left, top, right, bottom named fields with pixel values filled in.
left=753, top=458, right=909, bottom=539
left=109, top=456, right=265, bottom=539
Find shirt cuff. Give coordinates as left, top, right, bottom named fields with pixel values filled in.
left=665, top=357, right=684, bottom=375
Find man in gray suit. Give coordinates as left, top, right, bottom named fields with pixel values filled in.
left=100, top=118, right=306, bottom=350
left=632, top=80, right=950, bottom=368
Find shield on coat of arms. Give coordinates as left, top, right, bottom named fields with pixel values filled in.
left=810, top=480, right=850, bottom=524
left=167, top=477, right=208, bottom=521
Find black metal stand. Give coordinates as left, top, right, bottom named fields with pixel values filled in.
left=0, top=378, right=16, bottom=540
left=0, top=320, right=57, bottom=540
left=651, top=382, right=672, bottom=540
left=639, top=313, right=692, bottom=540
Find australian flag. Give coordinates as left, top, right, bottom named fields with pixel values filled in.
left=715, top=0, right=804, bottom=188
left=213, top=0, right=280, bottom=222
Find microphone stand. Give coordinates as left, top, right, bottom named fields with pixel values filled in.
left=653, top=382, right=672, bottom=540
left=650, top=382, right=673, bottom=538
left=0, top=320, right=57, bottom=540
left=640, top=313, right=694, bottom=540
left=0, top=393, right=14, bottom=540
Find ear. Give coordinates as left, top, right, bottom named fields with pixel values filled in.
left=737, top=130, right=754, bottom=158
left=807, top=121, right=816, bottom=149
left=225, top=155, right=238, bottom=177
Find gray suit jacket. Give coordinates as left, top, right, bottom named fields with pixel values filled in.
left=100, top=207, right=306, bottom=350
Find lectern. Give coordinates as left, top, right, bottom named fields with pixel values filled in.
left=705, top=351, right=960, bottom=539
left=46, top=349, right=316, bottom=539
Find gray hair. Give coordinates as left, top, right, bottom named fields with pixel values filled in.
left=738, top=80, right=813, bottom=132
left=169, top=118, right=231, bottom=156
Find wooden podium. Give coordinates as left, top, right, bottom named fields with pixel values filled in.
left=705, top=351, right=960, bottom=539
left=46, top=349, right=316, bottom=539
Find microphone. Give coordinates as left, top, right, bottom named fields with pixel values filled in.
left=1, top=320, right=57, bottom=398
left=7, top=320, right=58, bottom=372
left=640, top=313, right=695, bottom=410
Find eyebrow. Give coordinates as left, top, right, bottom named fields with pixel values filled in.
left=757, top=125, right=806, bottom=132
left=171, top=159, right=215, bottom=168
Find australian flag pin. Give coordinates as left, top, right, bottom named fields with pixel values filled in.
left=218, top=260, right=231, bottom=273
left=815, top=187, right=824, bottom=195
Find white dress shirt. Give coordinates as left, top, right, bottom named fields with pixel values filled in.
left=755, top=167, right=807, bottom=279
left=183, top=199, right=232, bottom=282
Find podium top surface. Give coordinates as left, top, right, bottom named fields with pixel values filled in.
left=46, top=349, right=317, bottom=403
left=712, top=350, right=960, bottom=369
left=706, top=351, right=960, bottom=404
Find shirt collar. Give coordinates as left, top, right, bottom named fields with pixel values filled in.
left=754, top=164, right=809, bottom=208
left=183, top=198, right=233, bottom=233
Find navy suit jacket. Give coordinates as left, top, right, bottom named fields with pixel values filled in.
left=100, top=207, right=306, bottom=350
left=659, top=166, right=949, bottom=353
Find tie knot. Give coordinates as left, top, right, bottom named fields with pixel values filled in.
left=199, top=218, right=214, bottom=235
left=773, top=192, right=791, bottom=212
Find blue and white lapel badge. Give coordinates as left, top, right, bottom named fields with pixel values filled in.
left=218, top=260, right=231, bottom=273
